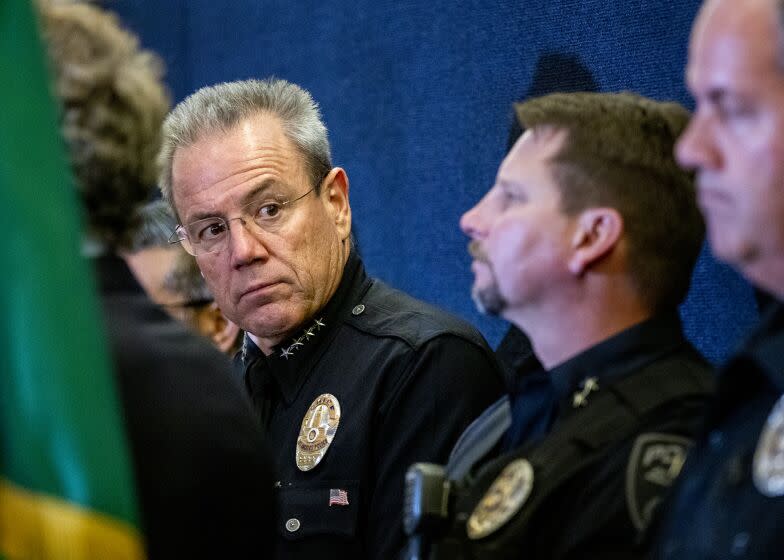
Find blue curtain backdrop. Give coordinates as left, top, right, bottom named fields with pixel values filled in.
left=107, top=0, right=757, bottom=364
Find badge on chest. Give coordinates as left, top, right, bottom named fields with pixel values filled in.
left=753, top=393, right=784, bottom=497
left=296, top=393, right=341, bottom=472
left=466, top=458, right=535, bottom=540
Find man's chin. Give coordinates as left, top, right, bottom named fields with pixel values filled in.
left=471, top=285, right=506, bottom=316
left=708, top=229, right=757, bottom=270
left=242, top=306, right=305, bottom=342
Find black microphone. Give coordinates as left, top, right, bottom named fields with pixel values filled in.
left=402, top=463, right=451, bottom=560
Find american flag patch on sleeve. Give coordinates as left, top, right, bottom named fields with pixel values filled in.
left=329, top=488, right=349, bottom=506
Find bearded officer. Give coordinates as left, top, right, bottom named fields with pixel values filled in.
left=653, top=0, right=784, bottom=557
left=422, top=92, right=714, bottom=560
left=159, top=78, right=505, bottom=559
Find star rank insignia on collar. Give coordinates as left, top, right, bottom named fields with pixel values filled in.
left=572, top=377, right=599, bottom=408
left=278, top=317, right=326, bottom=360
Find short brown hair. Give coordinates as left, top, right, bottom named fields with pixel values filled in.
left=515, top=92, right=704, bottom=312
left=39, top=2, right=170, bottom=249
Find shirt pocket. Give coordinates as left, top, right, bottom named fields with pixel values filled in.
left=276, top=480, right=360, bottom=540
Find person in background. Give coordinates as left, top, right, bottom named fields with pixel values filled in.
left=39, top=3, right=272, bottom=557
left=420, top=92, right=713, bottom=559
left=653, top=0, right=784, bottom=557
left=124, top=199, right=243, bottom=354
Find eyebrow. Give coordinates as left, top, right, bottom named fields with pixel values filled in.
left=496, top=178, right=524, bottom=193
left=186, top=179, right=286, bottom=222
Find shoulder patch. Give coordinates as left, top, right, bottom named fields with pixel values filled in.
left=625, top=432, right=691, bottom=531
left=466, top=458, right=534, bottom=540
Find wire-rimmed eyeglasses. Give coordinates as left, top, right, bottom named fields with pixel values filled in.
left=169, top=186, right=316, bottom=256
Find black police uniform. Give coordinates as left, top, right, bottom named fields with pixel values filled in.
left=97, top=256, right=274, bottom=559
left=236, top=251, right=506, bottom=559
left=431, top=314, right=714, bottom=560
left=654, top=303, right=784, bottom=559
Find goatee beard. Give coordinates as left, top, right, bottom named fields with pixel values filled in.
left=472, top=281, right=507, bottom=316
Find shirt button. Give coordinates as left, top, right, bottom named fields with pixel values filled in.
left=352, top=304, right=365, bottom=316
left=285, top=518, right=301, bottom=532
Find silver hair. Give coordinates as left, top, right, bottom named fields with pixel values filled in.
left=163, top=251, right=214, bottom=303
left=128, top=200, right=214, bottom=302
left=126, top=199, right=177, bottom=252
left=158, top=78, right=332, bottom=210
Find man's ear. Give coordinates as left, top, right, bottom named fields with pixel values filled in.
left=199, top=303, right=242, bottom=355
left=322, top=167, right=351, bottom=242
left=568, top=208, right=623, bottom=276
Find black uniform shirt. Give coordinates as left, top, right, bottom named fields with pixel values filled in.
left=236, top=252, right=505, bottom=559
left=435, top=313, right=714, bottom=560
left=654, top=303, right=784, bottom=559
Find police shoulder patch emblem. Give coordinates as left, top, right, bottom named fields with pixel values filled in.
left=753, top=393, right=784, bottom=497
left=626, top=432, right=690, bottom=531
left=466, top=458, right=534, bottom=540
left=296, top=393, right=341, bottom=472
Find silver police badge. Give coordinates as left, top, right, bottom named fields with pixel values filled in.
left=296, top=393, right=341, bottom=472
left=466, top=458, right=534, bottom=540
left=626, top=432, right=690, bottom=531
left=753, top=393, right=784, bottom=497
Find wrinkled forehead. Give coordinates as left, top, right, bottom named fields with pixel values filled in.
left=170, top=115, right=308, bottom=211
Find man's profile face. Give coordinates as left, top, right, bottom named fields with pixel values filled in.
left=124, top=245, right=184, bottom=309
left=677, top=0, right=784, bottom=290
left=460, top=127, right=577, bottom=320
left=169, top=113, right=350, bottom=345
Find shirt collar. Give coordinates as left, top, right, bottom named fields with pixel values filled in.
left=239, top=250, right=370, bottom=405
left=548, top=312, right=688, bottom=420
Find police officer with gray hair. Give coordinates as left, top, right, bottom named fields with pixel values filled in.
left=160, top=77, right=505, bottom=559
left=653, top=0, right=784, bottom=556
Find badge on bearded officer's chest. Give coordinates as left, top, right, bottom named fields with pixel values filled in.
left=296, top=393, right=341, bottom=472
left=466, top=458, right=534, bottom=540
left=753, top=393, right=784, bottom=497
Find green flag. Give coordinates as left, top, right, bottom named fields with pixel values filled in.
left=0, top=0, right=144, bottom=557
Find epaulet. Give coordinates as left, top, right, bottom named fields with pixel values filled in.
left=343, top=279, right=488, bottom=351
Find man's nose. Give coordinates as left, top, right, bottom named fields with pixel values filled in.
left=460, top=196, right=490, bottom=240
left=228, top=217, right=270, bottom=268
left=676, top=112, right=721, bottom=172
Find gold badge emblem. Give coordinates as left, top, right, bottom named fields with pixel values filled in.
left=466, top=458, right=534, bottom=540
left=753, top=393, right=784, bottom=497
left=296, top=393, right=341, bottom=472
